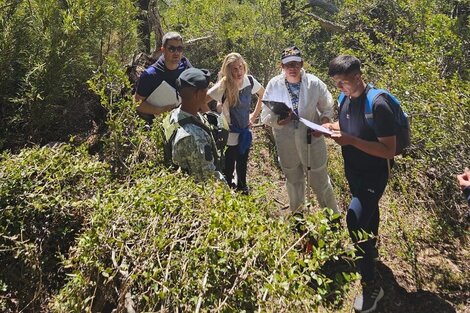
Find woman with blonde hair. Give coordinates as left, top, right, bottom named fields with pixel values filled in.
left=207, top=53, right=264, bottom=194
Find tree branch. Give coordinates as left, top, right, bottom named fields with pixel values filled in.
left=305, top=12, right=346, bottom=33
left=148, top=0, right=164, bottom=57
left=185, top=34, right=214, bottom=47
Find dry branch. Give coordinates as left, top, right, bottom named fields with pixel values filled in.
left=305, top=12, right=346, bottom=33
left=185, top=35, right=214, bottom=46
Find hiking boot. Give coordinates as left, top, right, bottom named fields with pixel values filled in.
left=353, top=280, right=384, bottom=313
left=236, top=185, right=250, bottom=195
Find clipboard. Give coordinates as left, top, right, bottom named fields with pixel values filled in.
left=262, top=100, right=291, bottom=120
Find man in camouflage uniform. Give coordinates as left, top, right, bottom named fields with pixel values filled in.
left=170, top=68, right=225, bottom=181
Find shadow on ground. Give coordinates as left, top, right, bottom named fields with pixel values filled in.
left=374, top=262, right=456, bottom=313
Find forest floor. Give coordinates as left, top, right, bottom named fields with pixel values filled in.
left=248, top=127, right=470, bottom=313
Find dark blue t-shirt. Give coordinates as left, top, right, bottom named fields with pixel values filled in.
left=339, top=86, right=396, bottom=173
left=136, top=55, right=192, bottom=98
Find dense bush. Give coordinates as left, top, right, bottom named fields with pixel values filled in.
left=51, top=171, right=355, bottom=312
left=0, top=0, right=139, bottom=148
left=0, top=144, right=111, bottom=311
left=87, top=56, right=166, bottom=178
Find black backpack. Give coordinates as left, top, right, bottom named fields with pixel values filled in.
left=338, top=84, right=411, bottom=155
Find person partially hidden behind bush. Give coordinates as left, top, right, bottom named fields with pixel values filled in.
left=169, top=68, right=225, bottom=182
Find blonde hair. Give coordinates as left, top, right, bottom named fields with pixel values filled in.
left=218, top=52, right=249, bottom=108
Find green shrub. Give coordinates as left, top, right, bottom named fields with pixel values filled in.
left=0, top=0, right=139, bottom=148
left=88, top=56, right=166, bottom=178
left=161, top=0, right=288, bottom=84
left=0, top=144, right=111, bottom=310
left=52, top=172, right=356, bottom=312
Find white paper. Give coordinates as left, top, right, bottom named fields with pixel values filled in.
left=146, top=81, right=180, bottom=108
left=299, top=117, right=332, bottom=135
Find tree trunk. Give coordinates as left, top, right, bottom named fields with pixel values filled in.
left=137, top=0, right=151, bottom=53
left=148, top=0, right=164, bottom=58
left=280, top=0, right=292, bottom=30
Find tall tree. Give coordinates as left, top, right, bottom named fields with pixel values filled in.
left=137, top=0, right=151, bottom=53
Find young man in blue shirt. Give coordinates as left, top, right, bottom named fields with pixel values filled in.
left=324, top=55, right=397, bottom=313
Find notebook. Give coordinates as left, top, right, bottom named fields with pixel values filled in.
left=146, top=81, right=180, bottom=108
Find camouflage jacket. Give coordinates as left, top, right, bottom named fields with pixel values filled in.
left=170, top=108, right=225, bottom=181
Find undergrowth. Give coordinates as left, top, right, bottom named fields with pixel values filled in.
left=51, top=170, right=356, bottom=312
left=0, top=144, right=111, bottom=311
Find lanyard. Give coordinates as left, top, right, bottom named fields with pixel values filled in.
left=285, top=78, right=300, bottom=115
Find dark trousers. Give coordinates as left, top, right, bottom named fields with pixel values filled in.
left=224, top=145, right=250, bottom=190
left=345, top=167, right=389, bottom=283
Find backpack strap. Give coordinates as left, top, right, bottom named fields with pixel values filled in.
left=365, top=84, right=401, bottom=128
left=338, top=92, right=347, bottom=106
left=364, top=85, right=380, bottom=127
left=178, top=116, right=213, bottom=142
left=248, top=75, right=254, bottom=90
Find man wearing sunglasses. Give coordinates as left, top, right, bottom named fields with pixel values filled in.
left=260, top=46, right=338, bottom=215
left=134, top=31, right=192, bottom=121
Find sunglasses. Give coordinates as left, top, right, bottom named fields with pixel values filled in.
left=166, top=45, right=184, bottom=53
